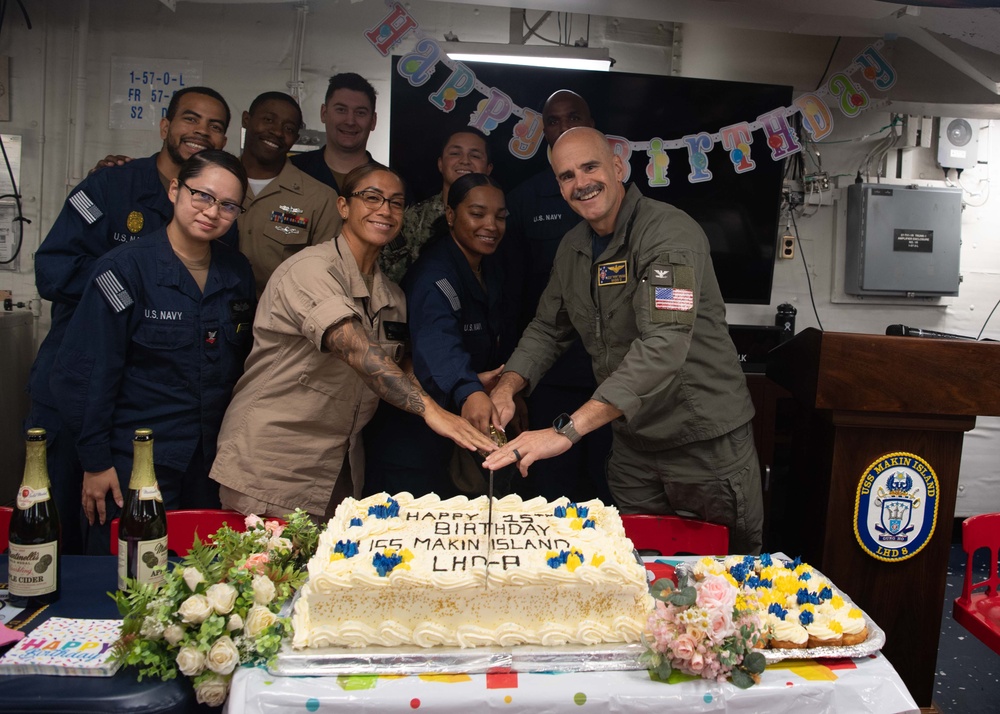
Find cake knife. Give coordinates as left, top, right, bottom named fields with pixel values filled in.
left=483, top=425, right=506, bottom=589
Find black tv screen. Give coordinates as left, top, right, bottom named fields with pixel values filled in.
left=389, top=62, right=791, bottom=305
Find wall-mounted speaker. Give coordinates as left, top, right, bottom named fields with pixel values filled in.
left=937, top=117, right=978, bottom=170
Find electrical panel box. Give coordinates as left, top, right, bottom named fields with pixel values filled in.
left=845, top=183, right=962, bottom=297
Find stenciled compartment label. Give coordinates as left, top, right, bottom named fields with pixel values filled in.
left=8, top=540, right=58, bottom=596
left=854, top=451, right=939, bottom=562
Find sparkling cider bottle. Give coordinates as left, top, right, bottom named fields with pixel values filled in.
left=117, top=428, right=167, bottom=590
left=9, top=428, right=61, bottom=606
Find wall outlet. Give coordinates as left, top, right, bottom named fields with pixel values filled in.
left=779, top=234, right=795, bottom=260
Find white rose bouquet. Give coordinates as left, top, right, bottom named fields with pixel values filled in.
left=111, top=509, right=319, bottom=707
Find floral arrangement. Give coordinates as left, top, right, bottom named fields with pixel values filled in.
left=111, top=510, right=319, bottom=707
left=641, top=572, right=766, bottom=688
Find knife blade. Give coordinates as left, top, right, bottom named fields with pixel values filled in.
left=483, top=426, right=506, bottom=589
left=485, top=467, right=494, bottom=588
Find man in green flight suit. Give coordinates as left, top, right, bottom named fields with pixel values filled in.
left=483, top=127, right=762, bottom=554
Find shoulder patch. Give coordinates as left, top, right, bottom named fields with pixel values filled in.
left=94, top=269, right=133, bottom=313
left=69, top=191, right=104, bottom=225
left=434, top=278, right=461, bottom=311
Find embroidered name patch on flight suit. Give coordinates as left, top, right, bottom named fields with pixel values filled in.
left=648, top=260, right=695, bottom=325
left=597, top=260, right=628, bottom=286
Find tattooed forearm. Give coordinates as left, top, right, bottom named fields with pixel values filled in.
left=325, top=319, right=427, bottom=416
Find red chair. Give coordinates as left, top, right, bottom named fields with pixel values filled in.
left=0, top=506, right=12, bottom=552
left=953, top=512, right=1000, bottom=656
left=621, top=514, right=729, bottom=556
left=110, top=509, right=248, bottom=556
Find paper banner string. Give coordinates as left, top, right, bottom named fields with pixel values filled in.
left=365, top=1, right=897, bottom=186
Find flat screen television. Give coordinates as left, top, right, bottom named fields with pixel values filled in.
left=389, top=62, right=791, bottom=305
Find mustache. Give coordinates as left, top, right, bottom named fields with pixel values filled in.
left=571, top=183, right=603, bottom=201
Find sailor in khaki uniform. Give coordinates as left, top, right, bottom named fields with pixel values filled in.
left=210, top=165, right=496, bottom=519
left=484, top=127, right=762, bottom=554
left=237, top=92, right=341, bottom=297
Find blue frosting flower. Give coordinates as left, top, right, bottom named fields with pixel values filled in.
left=746, top=576, right=762, bottom=589
left=582, top=519, right=596, bottom=529
left=799, top=609, right=814, bottom=626
left=349, top=517, right=363, bottom=527
left=554, top=503, right=589, bottom=519
left=768, top=603, right=788, bottom=619
left=759, top=553, right=773, bottom=567
left=759, top=578, right=773, bottom=589
left=819, top=586, right=833, bottom=600
left=796, top=588, right=820, bottom=605
left=373, top=551, right=404, bottom=577
left=368, top=498, right=400, bottom=519
left=334, top=540, right=359, bottom=558
left=799, top=571, right=812, bottom=581
left=728, top=562, right=750, bottom=583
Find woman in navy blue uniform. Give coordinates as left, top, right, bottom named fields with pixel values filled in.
left=51, top=150, right=255, bottom=554
left=364, top=173, right=515, bottom=497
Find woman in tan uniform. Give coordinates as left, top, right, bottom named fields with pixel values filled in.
left=209, top=164, right=495, bottom=519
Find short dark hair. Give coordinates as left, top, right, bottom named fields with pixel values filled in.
left=165, top=87, right=232, bottom=130
left=324, top=73, right=377, bottom=110
left=340, top=162, right=406, bottom=199
left=248, top=91, right=303, bottom=128
left=440, top=127, right=492, bottom=165
left=177, top=149, right=249, bottom=202
left=447, top=173, right=504, bottom=212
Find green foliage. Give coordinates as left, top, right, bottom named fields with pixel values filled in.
left=743, top=651, right=767, bottom=675
left=665, top=585, right=697, bottom=608
left=109, top=509, right=319, bottom=691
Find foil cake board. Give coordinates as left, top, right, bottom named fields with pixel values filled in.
left=269, top=641, right=647, bottom=676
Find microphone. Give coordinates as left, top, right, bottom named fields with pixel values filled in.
left=885, top=324, right=978, bottom=341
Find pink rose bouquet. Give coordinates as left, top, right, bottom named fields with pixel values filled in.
left=642, top=572, right=765, bottom=688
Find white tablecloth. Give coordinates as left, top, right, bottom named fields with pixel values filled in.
left=226, top=554, right=917, bottom=713
left=226, top=651, right=917, bottom=713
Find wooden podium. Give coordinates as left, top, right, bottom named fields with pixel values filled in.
left=765, top=329, right=1000, bottom=707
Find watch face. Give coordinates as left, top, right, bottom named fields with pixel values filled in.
left=553, top=413, right=571, bottom=430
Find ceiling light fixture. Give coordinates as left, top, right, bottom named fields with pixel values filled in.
left=442, top=42, right=612, bottom=72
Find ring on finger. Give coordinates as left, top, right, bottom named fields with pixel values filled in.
left=512, top=448, right=522, bottom=461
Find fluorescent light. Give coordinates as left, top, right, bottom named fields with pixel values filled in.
left=442, top=42, right=611, bottom=72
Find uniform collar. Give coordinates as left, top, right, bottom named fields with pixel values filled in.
left=135, top=153, right=174, bottom=219
left=334, top=233, right=399, bottom=315
left=155, top=229, right=241, bottom=300
left=568, top=182, right=642, bottom=260
left=442, top=236, right=499, bottom=305
left=245, top=160, right=308, bottom=203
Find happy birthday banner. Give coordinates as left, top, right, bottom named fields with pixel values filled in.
left=365, top=1, right=896, bottom=187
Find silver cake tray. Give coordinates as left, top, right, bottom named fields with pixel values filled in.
left=269, top=640, right=647, bottom=676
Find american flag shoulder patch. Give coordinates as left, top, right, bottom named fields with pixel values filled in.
left=95, top=269, right=134, bottom=313
left=654, top=286, right=694, bottom=311
left=68, top=191, right=104, bottom=225
left=435, top=278, right=461, bottom=311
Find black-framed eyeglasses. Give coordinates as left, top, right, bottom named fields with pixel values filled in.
left=179, top=182, right=245, bottom=218
left=350, top=190, right=406, bottom=212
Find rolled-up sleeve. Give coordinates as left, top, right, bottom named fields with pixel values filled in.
left=267, top=256, right=362, bottom=351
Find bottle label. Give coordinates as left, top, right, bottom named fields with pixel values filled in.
left=138, top=486, right=163, bottom=502
left=8, top=540, right=58, bottom=597
left=118, top=536, right=168, bottom=590
left=16, top=486, right=51, bottom=509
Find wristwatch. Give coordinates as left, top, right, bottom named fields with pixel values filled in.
left=552, top=413, right=582, bottom=444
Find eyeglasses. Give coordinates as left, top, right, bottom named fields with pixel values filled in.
left=350, top=190, right=406, bottom=212
left=179, top=183, right=245, bottom=218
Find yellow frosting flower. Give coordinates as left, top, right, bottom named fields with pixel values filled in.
left=591, top=554, right=605, bottom=567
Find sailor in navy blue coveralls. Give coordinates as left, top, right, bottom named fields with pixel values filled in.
left=363, top=235, right=511, bottom=497
left=50, top=228, right=253, bottom=554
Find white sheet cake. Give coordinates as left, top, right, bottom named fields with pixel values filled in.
left=292, top=492, right=653, bottom=649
